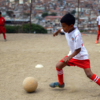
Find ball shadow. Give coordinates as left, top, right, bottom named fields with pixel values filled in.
left=26, top=88, right=43, bottom=94
left=49, top=88, right=67, bottom=92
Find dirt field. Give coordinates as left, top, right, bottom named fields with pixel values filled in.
left=0, top=33, right=100, bottom=100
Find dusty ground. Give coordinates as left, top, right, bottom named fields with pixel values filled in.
left=0, top=33, right=100, bottom=100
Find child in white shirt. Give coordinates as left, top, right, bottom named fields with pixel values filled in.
left=95, top=11, right=100, bottom=43
left=49, top=13, right=100, bottom=88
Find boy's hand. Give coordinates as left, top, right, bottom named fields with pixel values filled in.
left=53, top=32, right=59, bottom=36
left=53, top=29, right=61, bottom=37
left=63, top=56, right=71, bottom=63
left=63, top=48, right=81, bottom=63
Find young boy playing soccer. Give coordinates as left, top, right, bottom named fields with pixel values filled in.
left=49, top=13, right=100, bottom=88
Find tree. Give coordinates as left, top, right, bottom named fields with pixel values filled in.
left=42, top=12, right=48, bottom=18
left=71, top=10, right=76, bottom=15
left=49, top=12, right=57, bottom=16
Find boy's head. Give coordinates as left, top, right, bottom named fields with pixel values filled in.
left=60, top=13, right=75, bottom=33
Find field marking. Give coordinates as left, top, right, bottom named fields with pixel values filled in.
left=35, top=64, right=43, bottom=68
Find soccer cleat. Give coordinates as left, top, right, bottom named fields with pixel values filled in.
left=95, top=40, right=98, bottom=44
left=49, top=82, right=65, bottom=88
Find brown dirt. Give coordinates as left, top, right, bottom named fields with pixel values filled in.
left=0, top=33, right=100, bottom=100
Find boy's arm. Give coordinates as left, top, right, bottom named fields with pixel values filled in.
left=53, top=29, right=62, bottom=36
left=97, top=21, right=100, bottom=30
left=3, top=17, right=6, bottom=27
left=63, top=48, right=81, bottom=63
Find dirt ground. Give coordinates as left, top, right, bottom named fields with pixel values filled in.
left=0, top=33, right=100, bottom=100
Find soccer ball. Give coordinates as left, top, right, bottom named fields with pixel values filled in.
left=23, top=77, right=38, bottom=93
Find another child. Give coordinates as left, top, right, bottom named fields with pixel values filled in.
left=95, top=11, right=100, bottom=44
left=49, top=13, right=100, bottom=88
left=0, top=12, right=6, bottom=41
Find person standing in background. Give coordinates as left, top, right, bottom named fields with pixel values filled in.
left=95, top=11, right=100, bottom=44
left=0, top=12, right=6, bottom=41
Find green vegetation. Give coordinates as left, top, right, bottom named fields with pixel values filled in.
left=71, top=10, right=76, bottom=15
left=42, top=12, right=48, bottom=18
left=50, top=12, right=57, bottom=16
left=5, top=24, right=47, bottom=34
left=42, top=12, right=57, bottom=18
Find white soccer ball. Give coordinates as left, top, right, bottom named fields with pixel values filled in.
left=23, top=77, right=38, bottom=92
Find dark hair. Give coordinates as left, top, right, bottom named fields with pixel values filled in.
left=60, top=13, right=75, bottom=26
left=0, top=12, right=1, bottom=15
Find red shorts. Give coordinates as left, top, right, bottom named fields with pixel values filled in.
left=60, top=56, right=90, bottom=69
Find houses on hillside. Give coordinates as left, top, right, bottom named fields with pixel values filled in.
left=0, top=0, right=100, bottom=33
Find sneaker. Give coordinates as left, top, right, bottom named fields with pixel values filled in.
left=95, top=40, right=98, bottom=44
left=49, top=82, right=65, bottom=88
left=4, top=39, right=7, bottom=41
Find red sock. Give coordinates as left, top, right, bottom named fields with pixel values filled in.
left=56, top=68, right=64, bottom=85
left=90, top=74, right=100, bottom=85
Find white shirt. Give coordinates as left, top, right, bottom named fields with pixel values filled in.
left=97, top=16, right=100, bottom=25
left=61, top=28, right=89, bottom=60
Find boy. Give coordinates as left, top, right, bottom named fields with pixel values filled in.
left=95, top=11, right=100, bottom=44
left=0, top=12, right=6, bottom=41
left=49, top=13, right=100, bottom=88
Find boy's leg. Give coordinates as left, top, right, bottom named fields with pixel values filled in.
left=56, top=61, right=67, bottom=85
left=95, top=31, right=100, bottom=43
left=95, top=25, right=100, bottom=43
left=2, top=32, right=6, bottom=41
left=49, top=61, right=67, bottom=88
left=84, top=68, right=100, bottom=85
